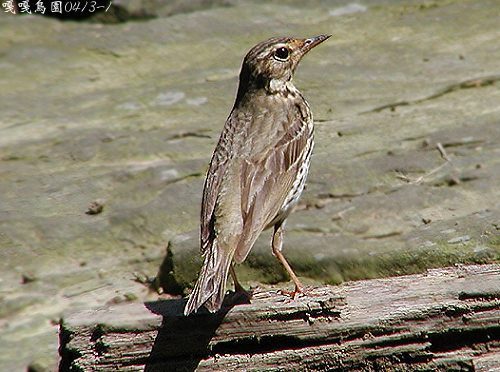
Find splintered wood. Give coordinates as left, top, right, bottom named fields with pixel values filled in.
left=59, top=264, right=500, bottom=371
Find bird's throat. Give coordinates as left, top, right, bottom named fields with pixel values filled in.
left=267, top=78, right=295, bottom=94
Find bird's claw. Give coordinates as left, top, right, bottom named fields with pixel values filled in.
left=279, top=286, right=305, bottom=299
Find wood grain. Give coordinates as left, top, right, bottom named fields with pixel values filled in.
left=59, top=264, right=500, bottom=371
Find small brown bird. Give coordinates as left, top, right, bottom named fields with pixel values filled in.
left=184, top=35, right=331, bottom=315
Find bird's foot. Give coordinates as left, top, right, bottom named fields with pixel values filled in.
left=279, top=284, right=306, bottom=299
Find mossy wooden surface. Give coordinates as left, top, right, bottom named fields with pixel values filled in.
left=1, top=1, right=500, bottom=370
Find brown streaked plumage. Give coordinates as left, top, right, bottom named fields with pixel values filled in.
left=184, top=35, right=331, bottom=316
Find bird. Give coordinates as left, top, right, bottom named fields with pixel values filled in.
left=184, top=34, right=331, bottom=316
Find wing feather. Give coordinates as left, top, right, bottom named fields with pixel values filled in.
left=234, top=114, right=312, bottom=263
left=200, top=113, right=241, bottom=254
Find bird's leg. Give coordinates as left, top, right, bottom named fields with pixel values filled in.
left=272, top=223, right=304, bottom=298
left=229, top=264, right=246, bottom=293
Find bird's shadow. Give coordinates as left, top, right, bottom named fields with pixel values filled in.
left=143, top=290, right=251, bottom=371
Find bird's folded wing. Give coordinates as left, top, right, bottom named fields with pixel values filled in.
left=233, top=118, right=311, bottom=263
left=200, top=111, right=246, bottom=255
left=200, top=123, right=234, bottom=255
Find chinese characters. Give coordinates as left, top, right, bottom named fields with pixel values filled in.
left=2, top=1, right=112, bottom=14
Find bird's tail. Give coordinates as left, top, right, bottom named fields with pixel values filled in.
left=184, top=240, right=233, bottom=316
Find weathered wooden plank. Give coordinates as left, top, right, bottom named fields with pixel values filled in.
left=59, top=264, right=500, bottom=371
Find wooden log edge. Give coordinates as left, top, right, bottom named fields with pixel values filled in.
left=59, top=264, right=500, bottom=371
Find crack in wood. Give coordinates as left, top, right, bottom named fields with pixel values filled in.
left=166, top=130, right=212, bottom=141
left=362, top=75, right=500, bottom=114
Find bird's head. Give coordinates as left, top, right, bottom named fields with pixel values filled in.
left=239, top=35, right=331, bottom=90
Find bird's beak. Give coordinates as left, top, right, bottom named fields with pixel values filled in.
left=300, top=34, right=331, bottom=54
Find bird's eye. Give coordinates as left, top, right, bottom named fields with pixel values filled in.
left=274, top=47, right=290, bottom=61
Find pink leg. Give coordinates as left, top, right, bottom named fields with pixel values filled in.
left=272, top=223, right=304, bottom=298
left=230, top=264, right=248, bottom=294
